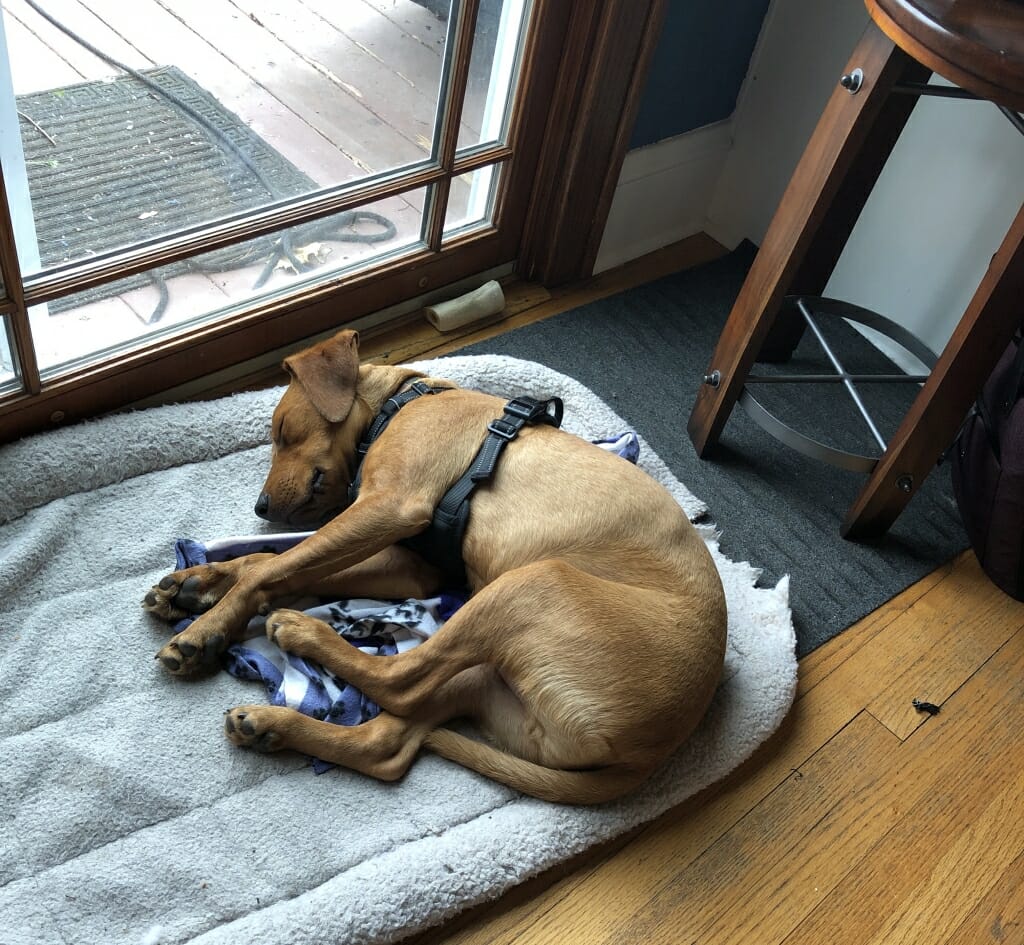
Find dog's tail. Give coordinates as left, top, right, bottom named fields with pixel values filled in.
left=422, top=729, right=648, bottom=805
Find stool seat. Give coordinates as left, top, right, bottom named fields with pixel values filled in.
left=868, top=0, right=1024, bottom=109
left=687, top=2, right=1024, bottom=539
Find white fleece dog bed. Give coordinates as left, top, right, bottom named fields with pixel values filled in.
left=0, top=355, right=796, bottom=945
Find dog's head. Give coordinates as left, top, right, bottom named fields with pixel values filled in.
left=254, top=329, right=373, bottom=527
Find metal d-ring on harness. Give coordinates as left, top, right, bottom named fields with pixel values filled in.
left=347, top=384, right=564, bottom=585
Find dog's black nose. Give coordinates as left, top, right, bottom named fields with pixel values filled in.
left=254, top=493, right=272, bottom=520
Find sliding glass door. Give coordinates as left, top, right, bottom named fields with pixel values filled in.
left=0, top=0, right=553, bottom=437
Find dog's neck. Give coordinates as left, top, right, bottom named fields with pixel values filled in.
left=352, top=364, right=421, bottom=423
left=346, top=364, right=454, bottom=457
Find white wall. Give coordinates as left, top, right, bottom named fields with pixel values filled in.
left=705, top=0, right=1024, bottom=362
left=594, top=120, right=733, bottom=273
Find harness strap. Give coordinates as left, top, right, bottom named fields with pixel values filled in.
left=433, top=396, right=564, bottom=522
left=356, top=381, right=443, bottom=457
left=348, top=388, right=563, bottom=586
left=348, top=382, right=448, bottom=504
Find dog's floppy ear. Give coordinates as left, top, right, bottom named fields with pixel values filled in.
left=283, top=330, right=361, bottom=423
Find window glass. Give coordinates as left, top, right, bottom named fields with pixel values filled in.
left=457, top=0, right=531, bottom=152
left=30, top=187, right=426, bottom=375
left=5, top=0, right=452, bottom=274
left=444, top=164, right=501, bottom=237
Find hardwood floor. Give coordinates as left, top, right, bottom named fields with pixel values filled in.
left=365, top=246, right=1023, bottom=945
left=186, top=233, right=1024, bottom=945
left=406, top=549, right=1024, bottom=945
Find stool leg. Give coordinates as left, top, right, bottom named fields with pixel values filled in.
left=688, top=22, right=929, bottom=456
left=842, top=202, right=1024, bottom=539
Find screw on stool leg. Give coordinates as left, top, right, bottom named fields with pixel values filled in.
left=703, top=370, right=721, bottom=388
left=896, top=474, right=914, bottom=493
left=840, top=68, right=864, bottom=93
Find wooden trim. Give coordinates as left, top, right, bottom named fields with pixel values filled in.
left=425, top=178, right=453, bottom=252
left=488, top=0, right=572, bottom=257
left=517, top=0, right=670, bottom=286
left=426, top=0, right=481, bottom=250
left=452, top=145, right=513, bottom=176
left=0, top=164, right=40, bottom=394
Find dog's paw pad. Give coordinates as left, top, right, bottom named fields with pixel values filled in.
left=144, top=566, right=233, bottom=621
left=224, top=707, right=283, bottom=752
left=156, top=632, right=225, bottom=678
left=142, top=578, right=187, bottom=621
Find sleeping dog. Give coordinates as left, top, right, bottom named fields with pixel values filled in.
left=144, top=329, right=726, bottom=804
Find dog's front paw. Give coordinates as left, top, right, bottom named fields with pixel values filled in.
left=156, top=627, right=226, bottom=677
left=224, top=705, right=287, bottom=752
left=266, top=609, right=338, bottom=659
left=143, top=564, right=236, bottom=621
left=142, top=574, right=191, bottom=621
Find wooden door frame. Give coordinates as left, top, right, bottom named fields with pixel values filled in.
left=0, top=0, right=667, bottom=444
left=518, top=0, right=669, bottom=286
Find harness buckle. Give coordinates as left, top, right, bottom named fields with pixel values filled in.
left=503, top=397, right=544, bottom=422
left=503, top=396, right=564, bottom=427
left=487, top=417, right=519, bottom=440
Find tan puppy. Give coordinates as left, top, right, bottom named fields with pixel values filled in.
left=144, top=329, right=727, bottom=804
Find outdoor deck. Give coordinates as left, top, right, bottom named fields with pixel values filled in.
left=4, top=0, right=491, bottom=370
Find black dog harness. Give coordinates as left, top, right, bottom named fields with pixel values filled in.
left=347, top=381, right=563, bottom=585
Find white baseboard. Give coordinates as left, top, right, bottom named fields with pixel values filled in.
left=594, top=121, right=733, bottom=274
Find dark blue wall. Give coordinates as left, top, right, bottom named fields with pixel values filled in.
left=629, top=0, right=771, bottom=149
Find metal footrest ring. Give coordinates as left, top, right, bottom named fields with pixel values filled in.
left=737, top=295, right=938, bottom=473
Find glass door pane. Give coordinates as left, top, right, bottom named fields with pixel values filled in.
left=444, top=164, right=500, bottom=237
left=28, top=187, right=428, bottom=373
left=2, top=0, right=537, bottom=384
left=7, top=0, right=452, bottom=274
left=0, top=317, right=18, bottom=390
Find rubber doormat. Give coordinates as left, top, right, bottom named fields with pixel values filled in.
left=17, top=66, right=315, bottom=314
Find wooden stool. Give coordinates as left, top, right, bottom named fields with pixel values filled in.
left=687, top=0, right=1024, bottom=539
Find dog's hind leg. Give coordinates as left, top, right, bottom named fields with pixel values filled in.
left=224, top=705, right=432, bottom=782
left=257, top=560, right=586, bottom=721
left=231, top=608, right=655, bottom=803
left=261, top=559, right=594, bottom=721
left=264, top=557, right=723, bottom=803
left=224, top=669, right=487, bottom=781
left=264, top=606, right=482, bottom=719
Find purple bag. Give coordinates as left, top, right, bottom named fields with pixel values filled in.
left=951, top=330, right=1024, bottom=601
